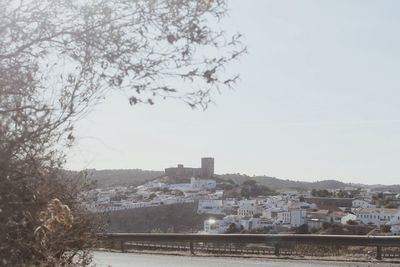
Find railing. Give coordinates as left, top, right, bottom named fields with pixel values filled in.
left=98, top=233, right=400, bottom=260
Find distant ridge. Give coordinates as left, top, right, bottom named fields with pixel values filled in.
left=75, top=168, right=400, bottom=191
left=217, top=174, right=349, bottom=191
left=217, top=173, right=400, bottom=191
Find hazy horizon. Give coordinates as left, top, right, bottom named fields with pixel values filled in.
left=66, top=0, right=400, bottom=185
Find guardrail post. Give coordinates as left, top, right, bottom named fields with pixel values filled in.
left=376, top=246, right=382, bottom=260
left=189, top=242, right=195, bottom=255
left=120, top=240, right=125, bottom=252
left=274, top=243, right=280, bottom=257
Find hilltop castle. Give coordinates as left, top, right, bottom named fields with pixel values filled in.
left=164, top=157, right=214, bottom=179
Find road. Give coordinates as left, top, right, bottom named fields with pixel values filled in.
left=93, top=252, right=398, bottom=267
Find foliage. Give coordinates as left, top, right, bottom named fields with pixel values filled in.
left=223, top=188, right=241, bottom=198
left=295, top=224, right=309, bottom=234
left=219, top=183, right=235, bottom=191
left=86, top=169, right=164, bottom=188
left=107, top=202, right=210, bottom=233
left=346, top=219, right=359, bottom=225
left=241, top=180, right=276, bottom=198
left=384, top=203, right=398, bottom=209
left=0, top=167, right=102, bottom=266
left=335, top=189, right=361, bottom=198
left=225, top=223, right=241, bottom=234
left=1, top=0, right=244, bottom=113
left=322, top=222, right=332, bottom=230
left=335, top=190, right=348, bottom=198
left=311, top=189, right=333, bottom=198
left=380, top=224, right=392, bottom=233
left=243, top=180, right=257, bottom=186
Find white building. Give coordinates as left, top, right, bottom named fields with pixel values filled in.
left=237, top=200, right=262, bottom=217
left=167, top=178, right=216, bottom=192
left=356, top=208, right=400, bottom=226
left=276, top=211, right=291, bottom=224
left=352, top=199, right=376, bottom=209
left=198, top=199, right=224, bottom=215
left=359, top=188, right=372, bottom=198
left=203, top=218, right=224, bottom=234
left=203, top=215, right=241, bottom=234
left=168, top=183, right=193, bottom=192
left=305, top=210, right=331, bottom=229
left=390, top=224, right=400, bottom=236
left=142, top=180, right=168, bottom=189
left=96, top=194, right=111, bottom=204
left=190, top=177, right=216, bottom=190
left=329, top=211, right=347, bottom=224
left=341, top=213, right=357, bottom=225
left=290, top=209, right=307, bottom=227
left=307, top=218, right=324, bottom=230
left=240, top=217, right=273, bottom=231
left=203, top=215, right=273, bottom=233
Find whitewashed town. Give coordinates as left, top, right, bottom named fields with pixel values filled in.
left=84, top=157, right=400, bottom=236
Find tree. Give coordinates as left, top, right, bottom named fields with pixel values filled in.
left=346, top=219, right=358, bottom=225
left=1, top=0, right=244, bottom=114
left=336, top=190, right=348, bottom=198
left=380, top=224, right=392, bottom=233
left=241, top=180, right=276, bottom=198
left=243, top=180, right=257, bottom=186
left=384, top=203, right=398, bottom=209
left=296, top=224, right=309, bottom=234
left=311, top=189, right=333, bottom=198
left=225, top=223, right=240, bottom=234
left=322, top=222, right=332, bottom=230
left=311, top=189, right=317, bottom=196
left=0, top=0, right=244, bottom=265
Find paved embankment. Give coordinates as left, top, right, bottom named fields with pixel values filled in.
left=93, top=252, right=399, bottom=267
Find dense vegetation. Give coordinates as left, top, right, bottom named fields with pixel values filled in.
left=310, top=189, right=362, bottom=198
left=87, top=169, right=164, bottom=188
left=310, top=189, right=334, bottom=198
left=107, top=202, right=213, bottom=233
left=240, top=180, right=277, bottom=198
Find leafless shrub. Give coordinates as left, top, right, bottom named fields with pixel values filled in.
left=0, top=0, right=244, bottom=265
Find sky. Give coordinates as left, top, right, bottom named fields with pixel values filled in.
left=66, top=0, right=400, bottom=185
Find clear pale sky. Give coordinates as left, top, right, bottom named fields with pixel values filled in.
left=66, top=0, right=400, bottom=185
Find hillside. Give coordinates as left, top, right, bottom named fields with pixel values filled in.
left=106, top=202, right=213, bottom=233
left=86, top=169, right=164, bottom=188
left=217, top=174, right=350, bottom=191
left=71, top=168, right=399, bottom=191
left=216, top=174, right=400, bottom=191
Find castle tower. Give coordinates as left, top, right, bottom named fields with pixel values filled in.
left=201, top=157, right=214, bottom=178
